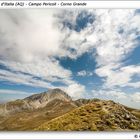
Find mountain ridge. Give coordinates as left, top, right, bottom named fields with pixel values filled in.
left=36, top=100, right=140, bottom=131
left=0, top=88, right=140, bottom=131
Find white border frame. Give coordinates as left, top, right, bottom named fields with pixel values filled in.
left=0, top=1, right=140, bottom=139
left=0, top=1, right=140, bottom=8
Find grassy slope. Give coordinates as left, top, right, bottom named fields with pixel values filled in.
left=0, top=98, right=140, bottom=131
left=36, top=101, right=140, bottom=131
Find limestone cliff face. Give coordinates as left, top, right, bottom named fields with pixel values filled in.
left=24, top=88, right=72, bottom=109
left=0, top=88, right=72, bottom=116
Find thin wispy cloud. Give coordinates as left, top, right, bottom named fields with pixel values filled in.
left=0, top=89, right=33, bottom=95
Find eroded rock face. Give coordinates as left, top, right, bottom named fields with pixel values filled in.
left=24, top=88, right=72, bottom=109
left=0, top=88, right=72, bottom=116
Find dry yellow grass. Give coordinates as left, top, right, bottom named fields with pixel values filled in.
left=36, top=101, right=140, bottom=131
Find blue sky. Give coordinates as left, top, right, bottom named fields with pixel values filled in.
left=0, top=9, right=140, bottom=109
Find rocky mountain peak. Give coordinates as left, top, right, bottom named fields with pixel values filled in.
left=22, top=88, right=72, bottom=109
left=48, top=88, right=64, bottom=93
left=0, top=89, right=72, bottom=116
left=47, top=88, right=72, bottom=101
left=24, top=88, right=71, bottom=102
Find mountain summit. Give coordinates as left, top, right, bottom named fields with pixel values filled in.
left=24, top=88, right=72, bottom=109
left=25, top=88, right=72, bottom=102
left=0, top=88, right=72, bottom=116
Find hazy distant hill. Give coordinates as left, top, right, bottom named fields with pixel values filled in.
left=0, top=88, right=140, bottom=131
